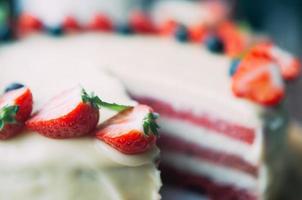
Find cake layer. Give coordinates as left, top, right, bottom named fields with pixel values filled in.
left=159, top=133, right=258, bottom=176
left=159, top=117, right=261, bottom=165
left=161, top=164, right=257, bottom=200
left=134, top=96, right=258, bottom=145
left=161, top=152, right=259, bottom=192
left=0, top=164, right=161, bottom=200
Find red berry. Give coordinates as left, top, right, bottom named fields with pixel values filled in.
left=18, top=13, right=42, bottom=35
left=63, top=16, right=80, bottom=32
left=158, top=19, right=178, bottom=36
left=88, top=14, right=112, bottom=31
left=217, top=21, right=246, bottom=57
left=232, top=56, right=284, bottom=106
left=26, top=86, right=99, bottom=139
left=129, top=11, right=155, bottom=33
left=188, top=23, right=208, bottom=43
left=0, top=87, right=33, bottom=139
left=96, top=105, right=158, bottom=154
left=250, top=42, right=301, bottom=80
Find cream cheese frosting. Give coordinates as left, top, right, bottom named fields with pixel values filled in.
left=0, top=34, right=161, bottom=200
left=0, top=33, right=262, bottom=128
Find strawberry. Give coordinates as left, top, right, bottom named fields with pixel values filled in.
left=158, top=19, right=178, bottom=36
left=188, top=23, right=208, bottom=43
left=0, top=86, right=33, bottom=139
left=129, top=11, right=155, bottom=34
left=63, top=16, right=80, bottom=32
left=26, top=87, right=100, bottom=138
left=88, top=14, right=112, bottom=31
left=250, top=42, right=301, bottom=80
left=232, top=56, right=284, bottom=106
left=18, top=13, right=42, bottom=35
left=217, top=21, right=246, bottom=57
left=96, top=105, right=159, bottom=154
left=26, top=87, right=129, bottom=139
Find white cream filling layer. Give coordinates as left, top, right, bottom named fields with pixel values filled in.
left=159, top=117, right=263, bottom=165
left=162, top=152, right=259, bottom=192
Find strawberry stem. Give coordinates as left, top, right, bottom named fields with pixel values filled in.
left=143, top=112, right=160, bottom=136
left=82, top=88, right=160, bottom=136
left=81, top=89, right=131, bottom=112
left=0, top=105, right=19, bottom=130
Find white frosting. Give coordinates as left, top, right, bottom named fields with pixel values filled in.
left=159, top=117, right=262, bottom=165
left=0, top=164, right=161, bottom=200
left=162, top=152, right=259, bottom=192
left=0, top=34, right=161, bottom=199
left=2, top=33, right=263, bottom=129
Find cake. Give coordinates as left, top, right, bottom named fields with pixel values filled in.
left=0, top=56, right=161, bottom=199
left=0, top=0, right=300, bottom=199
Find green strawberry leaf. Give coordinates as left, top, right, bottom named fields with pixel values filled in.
left=81, top=88, right=131, bottom=112
left=0, top=105, right=19, bottom=131
left=143, top=112, right=160, bottom=136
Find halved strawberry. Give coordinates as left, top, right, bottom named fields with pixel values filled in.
left=26, top=86, right=100, bottom=139
left=129, top=10, right=155, bottom=34
left=217, top=21, right=246, bottom=57
left=18, top=13, right=42, bottom=35
left=63, top=16, right=80, bottom=32
left=250, top=42, right=301, bottom=80
left=158, top=19, right=178, bottom=36
left=96, top=105, right=159, bottom=154
left=0, top=86, right=33, bottom=139
left=88, top=14, right=113, bottom=31
left=232, top=56, right=284, bottom=106
left=188, top=23, right=208, bottom=43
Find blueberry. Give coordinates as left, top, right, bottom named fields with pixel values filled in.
left=46, top=26, right=63, bottom=36
left=4, top=83, right=24, bottom=93
left=205, top=35, right=224, bottom=53
left=174, top=25, right=188, bottom=42
left=115, top=23, right=133, bottom=35
left=229, top=59, right=241, bottom=76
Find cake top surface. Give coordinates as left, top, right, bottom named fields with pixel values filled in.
left=1, top=33, right=262, bottom=127
left=0, top=37, right=159, bottom=168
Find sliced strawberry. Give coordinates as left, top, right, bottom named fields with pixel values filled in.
left=250, top=42, right=301, bottom=80
left=158, top=19, right=178, bottom=36
left=232, top=56, right=284, bottom=106
left=96, top=105, right=159, bottom=154
left=88, top=14, right=113, bottom=31
left=129, top=11, right=155, bottom=34
left=63, top=16, right=80, bottom=32
left=18, top=13, right=42, bottom=35
left=0, top=87, right=33, bottom=139
left=188, top=23, right=208, bottom=43
left=217, top=21, right=246, bottom=57
left=26, top=86, right=99, bottom=139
